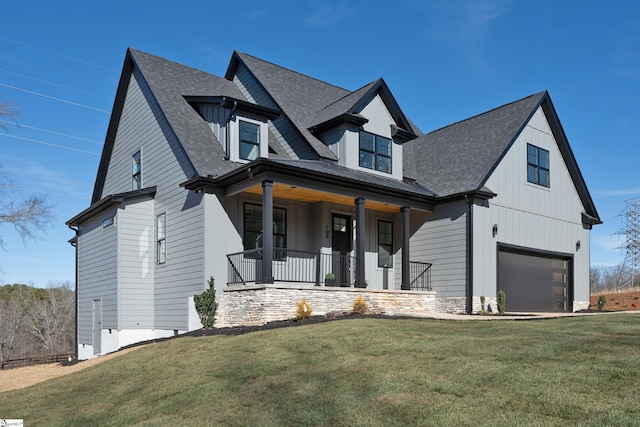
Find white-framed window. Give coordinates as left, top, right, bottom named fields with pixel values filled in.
left=157, top=213, right=166, bottom=265
left=239, top=120, right=260, bottom=161
left=132, top=150, right=142, bottom=190
left=359, top=131, right=392, bottom=174
left=102, top=216, right=115, bottom=228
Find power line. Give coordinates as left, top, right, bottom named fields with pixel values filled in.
left=0, top=68, right=112, bottom=101
left=0, top=82, right=110, bottom=113
left=0, top=133, right=101, bottom=155
left=0, top=36, right=118, bottom=73
left=0, top=120, right=103, bottom=145
left=3, top=184, right=88, bottom=200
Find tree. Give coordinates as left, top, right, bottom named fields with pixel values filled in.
left=28, top=282, right=75, bottom=355
left=0, top=95, right=54, bottom=247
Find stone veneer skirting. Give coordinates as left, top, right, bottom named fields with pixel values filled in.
left=214, top=285, right=592, bottom=327
left=216, top=284, right=437, bottom=327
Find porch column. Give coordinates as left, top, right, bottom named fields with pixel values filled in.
left=401, top=206, right=410, bottom=290
left=355, top=198, right=366, bottom=288
left=262, top=180, right=274, bottom=284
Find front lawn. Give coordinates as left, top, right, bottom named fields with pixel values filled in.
left=1, top=313, right=638, bottom=426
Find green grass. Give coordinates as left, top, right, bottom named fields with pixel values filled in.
left=1, top=314, right=640, bottom=426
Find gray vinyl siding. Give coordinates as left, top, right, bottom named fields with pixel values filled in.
left=77, top=208, right=118, bottom=343
left=409, top=202, right=468, bottom=297
left=197, top=104, right=228, bottom=152
left=118, top=198, right=154, bottom=329
left=233, top=64, right=313, bottom=160
left=473, top=107, right=590, bottom=302
left=98, top=68, right=205, bottom=331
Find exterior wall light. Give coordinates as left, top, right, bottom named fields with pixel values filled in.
left=576, top=240, right=581, bottom=251
left=492, top=224, right=498, bottom=238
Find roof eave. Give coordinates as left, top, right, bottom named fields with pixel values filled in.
left=67, top=186, right=157, bottom=226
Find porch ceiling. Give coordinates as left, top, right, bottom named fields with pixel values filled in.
left=244, top=183, right=403, bottom=213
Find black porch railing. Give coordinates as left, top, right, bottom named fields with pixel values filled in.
left=226, top=249, right=355, bottom=286
left=409, top=261, right=432, bottom=291
left=227, top=249, right=432, bottom=290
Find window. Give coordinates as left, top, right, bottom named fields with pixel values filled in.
left=132, top=150, right=142, bottom=190
left=359, top=131, right=392, bottom=174
left=102, top=216, right=115, bottom=228
left=527, top=144, right=550, bottom=187
left=239, top=120, right=260, bottom=161
left=157, top=213, right=166, bottom=265
left=243, top=203, right=287, bottom=259
left=378, top=220, right=393, bottom=267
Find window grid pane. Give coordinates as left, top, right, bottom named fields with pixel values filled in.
left=243, top=203, right=287, bottom=257
left=378, top=220, right=393, bottom=267
left=157, top=213, right=166, bottom=265
left=526, top=144, right=550, bottom=188
left=359, top=131, right=392, bottom=174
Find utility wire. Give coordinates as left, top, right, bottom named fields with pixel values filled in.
left=0, top=120, right=103, bottom=145
left=0, top=36, right=118, bottom=73
left=0, top=133, right=101, bottom=155
left=0, top=82, right=110, bottom=113
left=0, top=68, right=112, bottom=100
left=3, top=184, right=88, bottom=200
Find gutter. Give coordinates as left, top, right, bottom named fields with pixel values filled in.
left=464, top=195, right=473, bottom=314
left=67, top=224, right=79, bottom=361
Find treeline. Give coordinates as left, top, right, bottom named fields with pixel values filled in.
left=590, top=265, right=632, bottom=293
left=0, top=282, right=75, bottom=362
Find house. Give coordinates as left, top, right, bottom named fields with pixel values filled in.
left=67, top=48, right=601, bottom=359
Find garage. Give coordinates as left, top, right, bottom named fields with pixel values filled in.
left=497, top=245, right=573, bottom=312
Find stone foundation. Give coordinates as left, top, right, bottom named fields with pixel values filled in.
left=217, top=284, right=436, bottom=327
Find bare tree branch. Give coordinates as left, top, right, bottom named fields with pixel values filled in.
left=0, top=94, right=19, bottom=131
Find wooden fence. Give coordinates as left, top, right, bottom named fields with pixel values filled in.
left=1, top=353, right=74, bottom=370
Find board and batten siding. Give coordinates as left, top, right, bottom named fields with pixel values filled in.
left=473, top=107, right=590, bottom=302
left=97, top=67, right=205, bottom=331
left=232, top=63, right=314, bottom=160
left=77, top=208, right=118, bottom=344
left=117, top=198, right=154, bottom=329
left=408, top=202, right=468, bottom=297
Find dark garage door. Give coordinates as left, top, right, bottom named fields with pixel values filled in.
left=498, top=247, right=572, bottom=312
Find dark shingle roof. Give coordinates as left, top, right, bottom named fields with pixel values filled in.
left=230, top=52, right=351, bottom=160
left=128, top=49, right=246, bottom=177
left=410, top=91, right=546, bottom=196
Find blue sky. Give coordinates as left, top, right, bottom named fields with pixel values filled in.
left=0, top=0, right=638, bottom=287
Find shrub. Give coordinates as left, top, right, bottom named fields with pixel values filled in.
left=353, top=296, right=368, bottom=314
left=194, top=276, right=218, bottom=328
left=296, top=299, right=312, bottom=320
left=497, top=290, right=506, bottom=314
left=597, top=295, right=606, bottom=311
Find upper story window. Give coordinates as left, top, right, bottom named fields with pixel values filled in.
left=359, top=131, right=392, bottom=174
left=527, top=144, right=550, bottom=187
left=239, top=120, right=260, bottom=161
left=132, top=150, right=142, bottom=190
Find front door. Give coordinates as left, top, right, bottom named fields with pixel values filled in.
left=332, top=214, right=352, bottom=286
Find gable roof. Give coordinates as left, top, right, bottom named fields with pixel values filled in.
left=92, top=49, right=251, bottom=203
left=410, top=91, right=600, bottom=221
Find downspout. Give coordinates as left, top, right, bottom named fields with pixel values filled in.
left=464, top=196, right=473, bottom=314
left=67, top=224, right=79, bottom=361
left=223, top=99, right=238, bottom=160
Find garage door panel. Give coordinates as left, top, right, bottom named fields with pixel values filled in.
left=498, top=249, right=571, bottom=312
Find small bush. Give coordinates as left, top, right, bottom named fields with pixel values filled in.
left=597, top=295, right=606, bottom=311
left=497, top=290, right=506, bottom=314
left=353, top=296, right=368, bottom=314
left=194, top=276, right=218, bottom=328
left=296, top=299, right=313, bottom=320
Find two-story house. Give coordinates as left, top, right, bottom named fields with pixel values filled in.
left=67, top=49, right=600, bottom=359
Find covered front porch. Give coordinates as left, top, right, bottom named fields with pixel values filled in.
left=183, top=158, right=437, bottom=292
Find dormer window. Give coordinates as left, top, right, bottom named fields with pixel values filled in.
left=239, top=120, right=260, bottom=161
left=359, top=131, right=392, bottom=174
